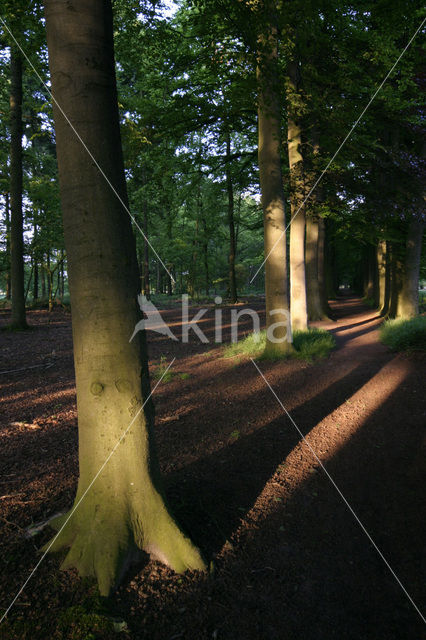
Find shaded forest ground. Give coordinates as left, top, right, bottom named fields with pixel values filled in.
left=0, top=297, right=425, bottom=639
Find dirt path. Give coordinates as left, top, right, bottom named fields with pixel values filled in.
left=0, top=298, right=425, bottom=639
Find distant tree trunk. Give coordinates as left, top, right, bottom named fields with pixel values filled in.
left=306, top=216, right=327, bottom=320
left=388, top=244, right=401, bottom=318
left=41, top=257, right=46, bottom=300
left=287, top=60, right=307, bottom=331
left=44, top=0, right=204, bottom=596
left=317, top=217, right=330, bottom=315
left=60, top=251, right=65, bottom=298
left=225, top=129, right=237, bottom=303
left=142, top=206, right=150, bottom=298
left=365, top=244, right=379, bottom=306
left=9, top=47, right=27, bottom=329
left=377, top=240, right=389, bottom=315
left=257, top=20, right=292, bottom=355
left=397, top=218, right=423, bottom=318
left=33, top=219, right=39, bottom=301
left=5, top=191, right=11, bottom=300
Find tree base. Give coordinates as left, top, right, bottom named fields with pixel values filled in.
left=44, top=488, right=206, bottom=596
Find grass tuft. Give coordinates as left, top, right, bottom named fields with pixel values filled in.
left=380, top=316, right=426, bottom=351
left=223, top=327, right=335, bottom=362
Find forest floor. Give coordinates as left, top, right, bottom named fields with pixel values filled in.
left=0, top=296, right=425, bottom=640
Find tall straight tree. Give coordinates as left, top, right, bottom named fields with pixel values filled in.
left=43, top=0, right=205, bottom=596
left=9, top=46, right=27, bottom=329
left=257, top=4, right=293, bottom=355
left=287, top=57, right=307, bottom=330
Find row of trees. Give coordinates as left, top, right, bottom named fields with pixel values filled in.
left=0, top=0, right=424, bottom=594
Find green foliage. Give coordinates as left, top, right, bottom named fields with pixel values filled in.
left=380, top=317, right=426, bottom=352
left=223, top=328, right=335, bottom=362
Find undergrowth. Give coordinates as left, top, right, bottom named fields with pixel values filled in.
left=223, top=328, right=335, bottom=362
left=380, top=316, right=426, bottom=351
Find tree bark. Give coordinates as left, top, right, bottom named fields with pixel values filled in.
left=257, top=21, right=292, bottom=355
left=43, top=0, right=204, bottom=596
left=317, top=217, right=330, bottom=315
left=388, top=244, right=401, bottom=318
left=377, top=240, right=389, bottom=315
left=287, top=61, right=307, bottom=331
left=306, top=216, right=327, bottom=320
left=5, top=191, right=11, bottom=300
left=397, top=218, right=424, bottom=318
left=9, top=47, right=27, bottom=328
left=225, top=129, right=237, bottom=303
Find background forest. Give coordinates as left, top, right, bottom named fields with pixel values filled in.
left=0, top=0, right=424, bottom=313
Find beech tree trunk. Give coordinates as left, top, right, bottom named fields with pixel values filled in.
left=397, top=218, right=423, bottom=318
left=287, top=61, right=307, bottom=331
left=317, top=217, right=330, bottom=316
left=225, top=129, right=237, bottom=303
left=44, top=0, right=204, bottom=596
left=377, top=240, right=389, bottom=315
left=257, top=20, right=292, bottom=355
left=9, top=47, right=27, bottom=329
left=306, top=216, right=327, bottom=320
left=5, top=191, right=11, bottom=300
left=142, top=204, right=150, bottom=298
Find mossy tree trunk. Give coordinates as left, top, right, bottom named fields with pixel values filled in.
left=44, top=0, right=205, bottom=596
left=257, top=18, right=293, bottom=355
left=397, top=218, right=423, bottom=318
left=10, top=47, right=27, bottom=329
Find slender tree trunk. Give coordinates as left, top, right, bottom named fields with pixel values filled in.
left=397, top=218, right=424, bottom=318
left=306, top=217, right=327, bottom=320
left=287, top=60, right=307, bottom=331
left=33, top=220, right=39, bottom=301
left=9, top=47, right=27, bottom=329
left=317, top=217, right=330, bottom=315
left=43, top=0, right=204, bottom=596
left=225, top=129, right=237, bottom=303
left=41, top=257, right=46, bottom=300
left=142, top=206, right=150, bottom=298
left=5, top=191, right=11, bottom=300
left=377, top=240, right=388, bottom=315
left=365, top=244, right=379, bottom=306
left=388, top=244, right=401, bottom=318
left=257, top=23, right=292, bottom=355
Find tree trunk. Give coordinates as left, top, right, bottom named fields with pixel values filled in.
left=33, top=220, right=39, bottom=301
left=142, top=206, right=150, bottom=298
left=397, top=218, right=423, bottom=318
left=9, top=47, right=27, bottom=329
left=388, top=244, right=401, bottom=318
left=317, top=217, right=330, bottom=315
left=365, top=244, right=378, bottom=306
left=287, top=61, right=307, bottom=331
left=5, top=191, right=11, bottom=300
left=377, top=240, right=389, bottom=315
left=257, top=22, right=292, bottom=355
left=306, top=216, right=327, bottom=320
left=225, top=129, right=237, bottom=303
left=44, top=0, right=204, bottom=596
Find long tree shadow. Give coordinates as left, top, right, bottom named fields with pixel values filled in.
left=120, top=356, right=425, bottom=640
left=162, top=351, right=392, bottom=557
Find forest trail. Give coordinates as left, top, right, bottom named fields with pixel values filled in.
left=0, top=298, right=425, bottom=639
